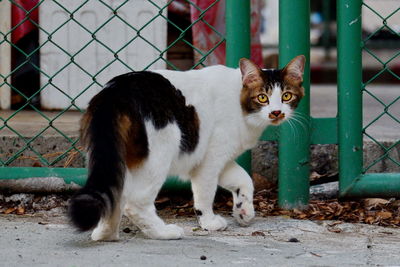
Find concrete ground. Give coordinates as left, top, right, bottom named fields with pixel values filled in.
left=1, top=214, right=400, bottom=267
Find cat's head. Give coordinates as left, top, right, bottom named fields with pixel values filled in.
left=239, top=55, right=305, bottom=127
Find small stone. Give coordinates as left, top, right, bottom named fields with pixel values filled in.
left=251, top=231, right=266, bottom=237
left=123, top=227, right=132, bottom=233
left=200, top=255, right=207, bottom=260
left=288, top=237, right=300, bottom=243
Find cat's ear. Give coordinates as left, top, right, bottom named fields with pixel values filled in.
left=239, top=58, right=263, bottom=87
left=282, top=55, right=306, bottom=86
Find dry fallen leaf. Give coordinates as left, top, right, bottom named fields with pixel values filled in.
left=259, top=201, right=268, bottom=209
left=4, top=207, right=16, bottom=214
left=364, top=198, right=390, bottom=209
left=365, top=216, right=375, bottom=224
left=16, top=206, right=25, bottom=215
left=377, top=211, right=392, bottom=220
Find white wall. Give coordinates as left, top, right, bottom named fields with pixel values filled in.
left=0, top=0, right=11, bottom=110
left=39, top=0, right=167, bottom=110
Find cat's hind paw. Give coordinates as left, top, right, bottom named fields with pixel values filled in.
left=91, top=228, right=120, bottom=241
left=144, top=224, right=184, bottom=240
left=199, top=215, right=228, bottom=231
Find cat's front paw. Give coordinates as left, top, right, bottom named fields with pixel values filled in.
left=233, top=199, right=255, bottom=226
left=199, top=215, right=228, bottom=231
left=143, top=224, right=184, bottom=240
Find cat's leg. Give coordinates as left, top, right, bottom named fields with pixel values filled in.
left=91, top=196, right=124, bottom=241
left=191, top=167, right=228, bottom=231
left=123, top=122, right=184, bottom=240
left=218, top=161, right=255, bottom=226
left=123, top=169, right=184, bottom=240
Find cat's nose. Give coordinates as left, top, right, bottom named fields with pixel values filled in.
left=271, top=110, right=282, bottom=117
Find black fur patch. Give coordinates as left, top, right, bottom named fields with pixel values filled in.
left=261, top=69, right=283, bottom=91
left=103, top=71, right=200, bottom=154
left=68, top=191, right=106, bottom=231
left=195, top=209, right=203, bottom=216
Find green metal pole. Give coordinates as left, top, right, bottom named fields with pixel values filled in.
left=225, top=0, right=251, bottom=68
left=278, top=0, right=310, bottom=208
left=337, top=0, right=363, bottom=197
left=226, top=0, right=252, bottom=173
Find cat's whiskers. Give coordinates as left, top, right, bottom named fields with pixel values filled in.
left=287, top=119, right=301, bottom=144
left=290, top=112, right=310, bottom=132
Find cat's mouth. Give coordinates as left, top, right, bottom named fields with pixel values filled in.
left=270, top=118, right=284, bottom=125
left=269, top=112, right=285, bottom=125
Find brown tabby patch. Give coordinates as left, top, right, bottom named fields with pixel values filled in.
left=79, top=112, right=91, bottom=148
left=118, top=114, right=148, bottom=169
left=240, top=82, right=266, bottom=114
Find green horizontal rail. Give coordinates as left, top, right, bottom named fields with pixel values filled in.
left=0, top=167, right=190, bottom=192
left=340, top=173, right=400, bottom=198
left=0, top=167, right=87, bottom=186
left=261, top=117, right=337, bottom=145
left=310, top=118, right=337, bottom=144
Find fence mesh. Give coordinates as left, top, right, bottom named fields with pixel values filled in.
left=0, top=0, right=223, bottom=168
left=361, top=1, right=400, bottom=172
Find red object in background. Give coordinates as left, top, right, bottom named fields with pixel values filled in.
left=11, top=0, right=39, bottom=44
left=190, top=0, right=263, bottom=67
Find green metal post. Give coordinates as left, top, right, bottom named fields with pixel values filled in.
left=226, top=0, right=252, bottom=173
left=278, top=0, right=310, bottom=208
left=337, top=0, right=363, bottom=196
left=225, top=0, right=251, bottom=68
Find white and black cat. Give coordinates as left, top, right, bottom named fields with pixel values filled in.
left=68, top=55, right=305, bottom=241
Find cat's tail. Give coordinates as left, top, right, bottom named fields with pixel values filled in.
left=68, top=98, right=136, bottom=231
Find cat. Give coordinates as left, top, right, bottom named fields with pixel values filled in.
left=68, top=55, right=305, bottom=241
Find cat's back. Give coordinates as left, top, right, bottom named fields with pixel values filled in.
left=153, top=65, right=241, bottom=95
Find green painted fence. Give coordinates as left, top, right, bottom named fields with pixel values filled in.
left=261, top=0, right=400, bottom=205
left=1, top=0, right=399, bottom=206
left=337, top=0, right=400, bottom=197
left=0, top=0, right=248, bottom=192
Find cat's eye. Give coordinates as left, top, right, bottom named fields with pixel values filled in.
left=257, top=94, right=269, bottom=103
left=282, top=92, right=293, bottom=101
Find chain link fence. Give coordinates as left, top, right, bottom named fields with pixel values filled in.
left=0, top=0, right=224, bottom=169
left=361, top=1, right=400, bottom=173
